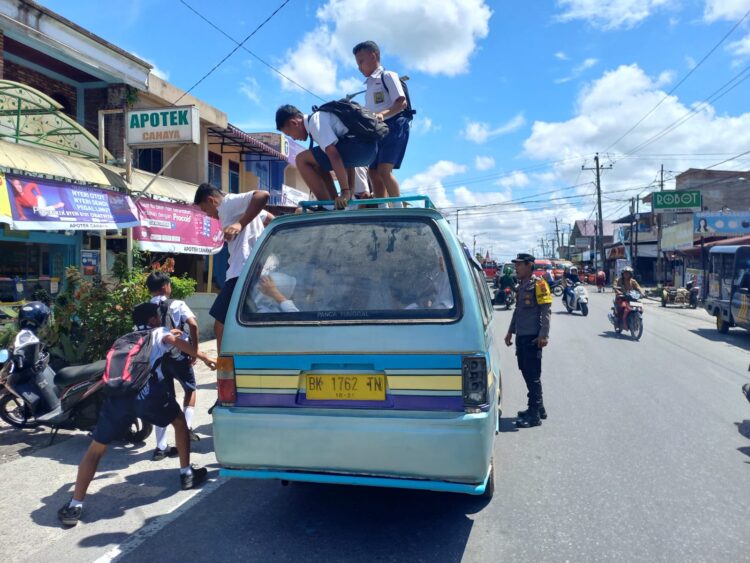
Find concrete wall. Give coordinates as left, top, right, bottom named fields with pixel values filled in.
left=185, top=292, right=216, bottom=341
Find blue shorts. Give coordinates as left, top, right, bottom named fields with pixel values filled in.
left=91, top=376, right=181, bottom=444
left=370, top=115, right=410, bottom=170
left=209, top=276, right=238, bottom=324
left=311, top=136, right=377, bottom=171
left=162, top=354, right=197, bottom=392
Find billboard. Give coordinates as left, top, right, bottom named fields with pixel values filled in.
left=133, top=198, right=224, bottom=255
left=651, top=190, right=702, bottom=213
left=0, top=173, right=139, bottom=230
left=694, top=212, right=750, bottom=236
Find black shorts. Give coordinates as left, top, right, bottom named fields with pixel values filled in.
left=91, top=376, right=181, bottom=445
left=162, top=353, right=197, bottom=392
left=209, top=277, right=238, bottom=324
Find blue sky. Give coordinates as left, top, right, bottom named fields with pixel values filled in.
left=42, top=0, right=750, bottom=259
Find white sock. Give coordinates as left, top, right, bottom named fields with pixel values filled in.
left=155, top=426, right=168, bottom=451
left=391, top=201, right=404, bottom=208
left=184, top=406, right=195, bottom=429
left=378, top=203, right=388, bottom=208
left=180, top=466, right=192, bottom=475
left=69, top=499, right=83, bottom=508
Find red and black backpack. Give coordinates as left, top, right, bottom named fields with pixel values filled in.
left=102, top=330, right=159, bottom=396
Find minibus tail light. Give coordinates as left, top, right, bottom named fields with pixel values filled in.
left=217, top=356, right=236, bottom=406
left=462, top=355, right=488, bottom=407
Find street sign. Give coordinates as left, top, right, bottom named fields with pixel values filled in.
left=651, top=190, right=702, bottom=213
left=126, top=106, right=200, bottom=147
left=575, top=237, right=591, bottom=249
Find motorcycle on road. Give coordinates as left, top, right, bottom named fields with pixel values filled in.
left=609, top=290, right=644, bottom=341
left=0, top=328, right=152, bottom=443
left=563, top=282, right=589, bottom=316
left=549, top=279, right=564, bottom=297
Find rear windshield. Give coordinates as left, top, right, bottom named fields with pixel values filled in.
left=237, top=217, right=459, bottom=324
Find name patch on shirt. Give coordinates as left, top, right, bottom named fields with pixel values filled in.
left=374, top=91, right=385, bottom=104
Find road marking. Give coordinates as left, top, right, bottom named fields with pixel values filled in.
left=93, top=477, right=227, bottom=563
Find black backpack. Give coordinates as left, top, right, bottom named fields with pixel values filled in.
left=381, top=71, right=416, bottom=121
left=158, top=299, right=185, bottom=332
left=309, top=100, right=389, bottom=148
left=102, top=330, right=160, bottom=396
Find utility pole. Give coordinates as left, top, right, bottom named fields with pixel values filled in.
left=552, top=218, right=561, bottom=258
left=629, top=197, right=635, bottom=265
left=634, top=195, right=640, bottom=267
left=657, top=164, right=665, bottom=286
left=582, top=153, right=612, bottom=272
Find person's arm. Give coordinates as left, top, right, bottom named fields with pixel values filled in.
left=537, top=303, right=551, bottom=345
left=377, top=73, right=407, bottom=120
left=262, top=211, right=275, bottom=226
left=185, top=317, right=199, bottom=362
left=258, top=276, right=299, bottom=312
left=324, top=144, right=352, bottom=209
left=223, top=191, right=270, bottom=241
left=163, top=333, right=215, bottom=368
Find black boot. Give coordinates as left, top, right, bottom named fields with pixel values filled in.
left=517, top=405, right=547, bottom=420
left=515, top=410, right=542, bottom=428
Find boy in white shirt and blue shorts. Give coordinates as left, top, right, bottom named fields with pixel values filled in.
left=275, top=104, right=377, bottom=210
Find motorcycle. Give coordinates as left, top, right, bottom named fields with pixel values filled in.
left=549, top=278, right=564, bottom=297
left=0, top=329, right=152, bottom=443
left=563, top=282, right=589, bottom=316
left=608, top=290, right=644, bottom=341
left=661, top=282, right=700, bottom=309
left=494, top=286, right=516, bottom=309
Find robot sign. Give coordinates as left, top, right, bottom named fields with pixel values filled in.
left=651, top=190, right=702, bottom=213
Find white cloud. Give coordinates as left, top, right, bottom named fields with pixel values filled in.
left=555, top=57, right=599, bottom=84
left=239, top=77, right=261, bottom=104
left=401, top=160, right=467, bottom=208
left=474, top=155, right=496, bottom=170
left=728, top=33, right=750, bottom=58
left=462, top=113, right=526, bottom=143
left=555, top=0, right=673, bottom=30
left=133, top=52, right=169, bottom=80
left=412, top=116, right=437, bottom=135
left=497, top=171, right=530, bottom=188
left=555, top=51, right=570, bottom=60
left=685, top=55, right=697, bottom=69
left=277, top=0, right=492, bottom=95
left=523, top=63, right=750, bottom=219
left=338, top=77, right=365, bottom=96
left=703, top=0, right=750, bottom=22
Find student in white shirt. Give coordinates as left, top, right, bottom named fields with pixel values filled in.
left=275, top=104, right=377, bottom=210
left=353, top=41, right=411, bottom=207
left=193, top=183, right=274, bottom=352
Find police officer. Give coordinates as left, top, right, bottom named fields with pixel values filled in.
left=504, top=253, right=552, bottom=428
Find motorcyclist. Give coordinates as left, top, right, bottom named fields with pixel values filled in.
left=596, top=270, right=606, bottom=293
left=562, top=266, right=580, bottom=304
left=613, top=266, right=643, bottom=319
left=496, top=267, right=516, bottom=305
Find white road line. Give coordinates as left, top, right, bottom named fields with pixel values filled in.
left=93, top=477, right=227, bottom=563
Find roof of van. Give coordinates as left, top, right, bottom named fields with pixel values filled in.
left=708, top=245, right=750, bottom=254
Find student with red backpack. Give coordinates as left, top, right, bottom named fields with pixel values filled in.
left=147, top=271, right=201, bottom=459
left=58, top=302, right=216, bottom=527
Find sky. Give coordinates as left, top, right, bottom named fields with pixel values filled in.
left=41, top=0, right=750, bottom=260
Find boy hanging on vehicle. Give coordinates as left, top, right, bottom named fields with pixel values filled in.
left=275, top=103, right=380, bottom=210
left=353, top=40, right=413, bottom=208
left=146, top=271, right=201, bottom=460
left=58, top=302, right=216, bottom=528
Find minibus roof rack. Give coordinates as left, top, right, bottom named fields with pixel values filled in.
left=299, top=195, right=435, bottom=213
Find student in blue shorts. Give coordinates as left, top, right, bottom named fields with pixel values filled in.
left=353, top=40, right=411, bottom=207
left=58, top=302, right=216, bottom=527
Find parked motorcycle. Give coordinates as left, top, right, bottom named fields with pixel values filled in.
left=608, top=290, right=644, bottom=341
left=0, top=325, right=152, bottom=443
left=563, top=282, right=589, bottom=316
left=549, top=279, right=564, bottom=297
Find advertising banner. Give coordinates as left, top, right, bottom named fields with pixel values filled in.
left=133, top=198, right=223, bottom=255
left=694, top=212, right=750, bottom=236
left=661, top=220, right=695, bottom=250
left=651, top=190, right=702, bottom=213
left=126, top=106, right=200, bottom=147
left=0, top=173, right=139, bottom=230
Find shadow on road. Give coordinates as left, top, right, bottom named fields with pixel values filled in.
left=498, top=417, right=520, bottom=433
left=689, top=328, right=750, bottom=351
left=737, top=421, right=750, bottom=463
left=105, top=477, right=483, bottom=562
left=597, top=331, right=635, bottom=341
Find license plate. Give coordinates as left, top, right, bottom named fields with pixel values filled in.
left=305, top=374, right=386, bottom=401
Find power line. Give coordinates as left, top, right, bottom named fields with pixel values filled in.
left=179, top=0, right=326, bottom=102
left=173, top=0, right=292, bottom=104
left=605, top=8, right=750, bottom=152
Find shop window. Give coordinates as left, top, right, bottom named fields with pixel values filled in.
left=228, top=160, right=240, bottom=193
left=134, top=148, right=164, bottom=174
left=208, top=152, right=223, bottom=189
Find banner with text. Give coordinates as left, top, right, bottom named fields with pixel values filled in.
left=694, top=212, right=750, bottom=236
left=0, top=173, right=139, bottom=230
left=133, top=198, right=223, bottom=255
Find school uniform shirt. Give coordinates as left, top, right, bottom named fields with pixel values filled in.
left=364, top=66, right=405, bottom=115
left=149, top=327, right=176, bottom=381
left=303, top=111, right=349, bottom=150
left=217, top=192, right=268, bottom=281
left=150, top=295, right=195, bottom=358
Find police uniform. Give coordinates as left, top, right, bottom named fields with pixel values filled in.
left=507, top=254, right=552, bottom=427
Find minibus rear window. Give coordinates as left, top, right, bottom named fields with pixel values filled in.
left=237, top=217, right=459, bottom=324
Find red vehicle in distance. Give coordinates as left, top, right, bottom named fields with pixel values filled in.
left=533, top=259, right=553, bottom=279
left=482, top=260, right=498, bottom=281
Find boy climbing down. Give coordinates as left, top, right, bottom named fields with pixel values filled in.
left=58, top=302, right=216, bottom=527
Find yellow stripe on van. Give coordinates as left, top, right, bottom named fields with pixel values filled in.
left=235, top=375, right=299, bottom=389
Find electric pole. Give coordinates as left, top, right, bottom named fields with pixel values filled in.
left=629, top=197, right=635, bottom=265
left=657, top=164, right=665, bottom=285
left=552, top=218, right=561, bottom=258
left=582, top=153, right=612, bottom=272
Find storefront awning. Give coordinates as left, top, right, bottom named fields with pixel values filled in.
left=207, top=124, right=287, bottom=162
left=99, top=164, right=199, bottom=203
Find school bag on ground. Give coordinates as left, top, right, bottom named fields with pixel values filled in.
left=102, top=330, right=160, bottom=396
left=309, top=100, right=389, bottom=148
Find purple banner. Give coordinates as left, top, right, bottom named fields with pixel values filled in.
left=2, top=173, right=139, bottom=230
left=133, top=198, right=224, bottom=255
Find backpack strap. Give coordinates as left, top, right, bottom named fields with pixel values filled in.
left=159, top=298, right=175, bottom=329
left=307, top=106, right=320, bottom=150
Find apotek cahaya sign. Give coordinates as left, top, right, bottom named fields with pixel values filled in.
left=651, top=190, right=702, bottom=213
left=126, top=106, right=199, bottom=146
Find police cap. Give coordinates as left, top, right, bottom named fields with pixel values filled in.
left=511, top=253, right=535, bottom=264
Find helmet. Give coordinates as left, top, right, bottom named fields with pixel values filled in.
left=17, top=301, right=51, bottom=331
left=623, top=266, right=634, bottom=274
left=569, top=267, right=578, bottom=274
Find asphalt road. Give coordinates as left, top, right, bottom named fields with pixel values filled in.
left=1, top=290, right=748, bottom=562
